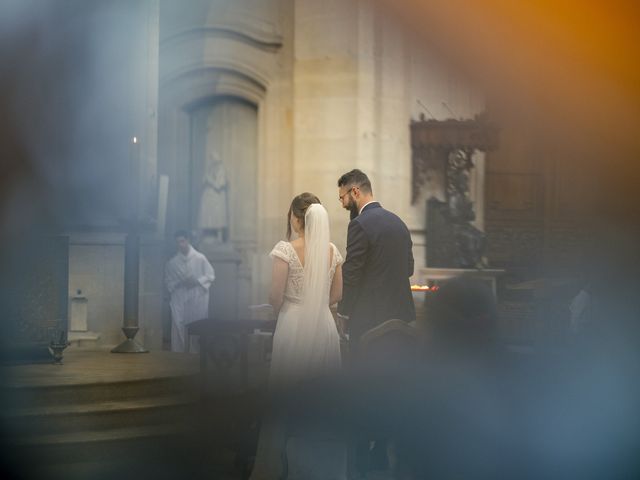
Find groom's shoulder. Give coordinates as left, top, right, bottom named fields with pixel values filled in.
left=351, top=205, right=387, bottom=229
left=364, top=204, right=401, bottom=222
left=370, top=206, right=411, bottom=232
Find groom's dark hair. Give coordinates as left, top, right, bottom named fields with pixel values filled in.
left=337, top=169, right=372, bottom=194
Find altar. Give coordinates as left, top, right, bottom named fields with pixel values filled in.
left=409, top=114, right=504, bottom=323
left=418, top=267, right=505, bottom=298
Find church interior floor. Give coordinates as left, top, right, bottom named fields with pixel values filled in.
left=0, top=348, right=200, bottom=388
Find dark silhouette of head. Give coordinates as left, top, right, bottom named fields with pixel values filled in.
left=425, top=276, right=498, bottom=355
left=174, top=229, right=191, bottom=255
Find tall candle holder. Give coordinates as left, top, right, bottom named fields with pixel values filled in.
left=112, top=136, right=148, bottom=354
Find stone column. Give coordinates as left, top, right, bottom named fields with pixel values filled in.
left=292, top=0, right=361, bottom=248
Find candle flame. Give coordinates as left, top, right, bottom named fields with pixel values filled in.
left=411, top=284, right=439, bottom=292
left=132, top=136, right=138, bottom=144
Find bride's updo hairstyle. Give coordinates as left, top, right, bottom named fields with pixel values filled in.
left=287, top=192, right=321, bottom=240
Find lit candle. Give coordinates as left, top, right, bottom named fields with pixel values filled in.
left=129, top=136, right=140, bottom=218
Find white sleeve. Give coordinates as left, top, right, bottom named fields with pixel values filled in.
left=165, top=260, right=181, bottom=293
left=331, top=243, right=344, bottom=266
left=269, top=241, right=290, bottom=264
left=197, top=256, right=215, bottom=290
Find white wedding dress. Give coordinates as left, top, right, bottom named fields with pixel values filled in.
left=251, top=204, right=346, bottom=480
left=267, top=240, right=343, bottom=387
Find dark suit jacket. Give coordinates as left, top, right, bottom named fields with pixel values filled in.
left=338, top=202, right=416, bottom=342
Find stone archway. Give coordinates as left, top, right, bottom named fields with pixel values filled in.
left=158, top=67, right=265, bottom=325
left=157, top=0, right=285, bottom=328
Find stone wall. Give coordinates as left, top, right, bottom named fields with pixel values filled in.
left=67, top=234, right=165, bottom=349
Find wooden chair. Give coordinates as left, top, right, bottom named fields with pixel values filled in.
left=352, top=320, right=424, bottom=479
left=359, top=319, right=423, bottom=368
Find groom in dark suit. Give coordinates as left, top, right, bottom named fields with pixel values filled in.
left=337, top=169, right=416, bottom=479
left=336, top=169, right=416, bottom=345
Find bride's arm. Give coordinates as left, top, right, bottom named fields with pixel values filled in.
left=330, top=263, right=343, bottom=306
left=269, top=257, right=289, bottom=316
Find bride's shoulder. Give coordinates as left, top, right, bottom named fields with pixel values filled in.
left=271, top=240, right=292, bottom=252
left=270, top=240, right=292, bottom=261
left=273, top=239, right=290, bottom=248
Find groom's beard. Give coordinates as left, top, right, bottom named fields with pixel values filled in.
left=348, top=198, right=359, bottom=220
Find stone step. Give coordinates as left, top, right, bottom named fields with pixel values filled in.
left=1, top=374, right=200, bottom=409
left=2, top=391, right=260, bottom=479
left=19, top=447, right=242, bottom=480
left=11, top=422, right=191, bottom=447
left=6, top=423, right=202, bottom=469
left=0, top=351, right=209, bottom=476
left=4, top=394, right=199, bottom=438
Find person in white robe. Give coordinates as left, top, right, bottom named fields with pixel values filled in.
left=165, top=230, right=215, bottom=353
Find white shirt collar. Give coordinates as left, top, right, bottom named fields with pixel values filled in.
left=359, top=200, right=377, bottom=215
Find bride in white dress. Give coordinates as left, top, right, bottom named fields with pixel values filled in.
left=250, top=192, right=345, bottom=480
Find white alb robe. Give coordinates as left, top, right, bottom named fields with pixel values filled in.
left=165, top=246, right=215, bottom=352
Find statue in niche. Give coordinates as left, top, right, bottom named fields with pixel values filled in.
left=197, top=151, right=229, bottom=244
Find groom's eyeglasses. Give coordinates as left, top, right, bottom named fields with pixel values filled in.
left=339, top=186, right=358, bottom=202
